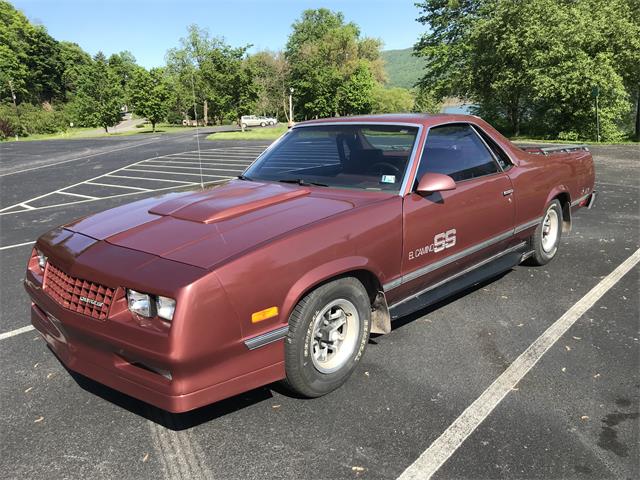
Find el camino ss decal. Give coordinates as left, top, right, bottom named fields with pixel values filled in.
left=409, top=229, right=457, bottom=260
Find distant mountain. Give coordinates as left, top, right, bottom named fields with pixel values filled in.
left=381, top=48, right=426, bottom=89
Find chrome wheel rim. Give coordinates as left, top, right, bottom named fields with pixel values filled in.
left=311, top=299, right=360, bottom=374
left=541, top=208, right=559, bottom=253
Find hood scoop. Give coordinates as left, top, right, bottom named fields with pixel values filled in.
left=148, top=181, right=310, bottom=224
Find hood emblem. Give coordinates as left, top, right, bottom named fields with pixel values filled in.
left=79, top=296, right=104, bottom=308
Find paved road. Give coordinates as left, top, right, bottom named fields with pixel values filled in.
left=0, top=134, right=638, bottom=480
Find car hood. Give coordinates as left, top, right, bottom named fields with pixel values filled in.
left=64, top=180, right=379, bottom=269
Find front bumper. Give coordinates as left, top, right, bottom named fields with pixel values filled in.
left=26, top=271, right=285, bottom=413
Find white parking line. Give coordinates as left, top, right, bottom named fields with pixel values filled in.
left=85, top=182, right=151, bottom=192
left=0, top=240, right=33, bottom=251
left=144, top=159, right=252, bottom=166
left=135, top=164, right=244, bottom=173
left=57, top=191, right=100, bottom=200
left=397, top=247, right=640, bottom=480
left=106, top=174, right=195, bottom=184
left=0, top=325, right=35, bottom=340
left=0, top=136, right=170, bottom=177
left=0, top=146, right=251, bottom=215
left=123, top=168, right=227, bottom=178
left=166, top=155, right=256, bottom=162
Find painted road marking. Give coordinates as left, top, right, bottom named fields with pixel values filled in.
left=144, top=159, right=253, bottom=166
left=0, top=136, right=169, bottom=177
left=105, top=174, right=195, bottom=184
left=122, top=168, right=228, bottom=178
left=85, top=182, right=151, bottom=191
left=0, top=325, right=35, bottom=340
left=56, top=191, right=100, bottom=200
left=397, top=247, right=640, bottom=480
left=131, top=164, right=245, bottom=172
left=0, top=240, right=34, bottom=251
left=0, top=146, right=266, bottom=215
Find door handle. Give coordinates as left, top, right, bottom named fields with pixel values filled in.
left=502, top=189, right=514, bottom=196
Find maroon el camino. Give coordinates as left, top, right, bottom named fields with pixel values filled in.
left=24, top=114, right=596, bottom=412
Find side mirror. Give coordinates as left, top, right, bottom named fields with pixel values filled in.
left=416, top=173, right=456, bottom=195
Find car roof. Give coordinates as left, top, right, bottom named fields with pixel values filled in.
left=295, top=113, right=481, bottom=128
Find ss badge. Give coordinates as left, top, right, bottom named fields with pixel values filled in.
left=433, top=229, right=457, bottom=253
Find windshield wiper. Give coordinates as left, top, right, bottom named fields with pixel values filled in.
left=237, top=174, right=253, bottom=181
left=277, top=178, right=329, bottom=187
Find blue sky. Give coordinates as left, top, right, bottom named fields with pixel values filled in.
left=12, top=0, right=426, bottom=69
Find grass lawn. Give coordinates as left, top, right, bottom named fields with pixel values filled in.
left=510, top=136, right=639, bottom=145
left=206, top=124, right=288, bottom=141
left=3, top=123, right=195, bottom=142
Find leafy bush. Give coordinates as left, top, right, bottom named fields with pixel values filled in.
left=0, top=103, right=69, bottom=139
left=0, top=117, right=18, bottom=139
left=557, top=131, right=580, bottom=142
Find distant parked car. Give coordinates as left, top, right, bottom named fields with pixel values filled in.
left=240, top=115, right=277, bottom=128
left=258, top=115, right=278, bottom=126
left=240, top=115, right=267, bottom=128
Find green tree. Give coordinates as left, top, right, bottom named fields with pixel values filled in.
left=73, top=52, right=123, bottom=132
left=414, top=0, right=639, bottom=140
left=166, top=25, right=254, bottom=125
left=108, top=51, right=138, bottom=107
left=338, top=61, right=376, bottom=114
left=0, top=1, right=64, bottom=104
left=58, top=41, right=92, bottom=100
left=285, top=8, right=384, bottom=119
left=129, top=68, right=171, bottom=132
left=371, top=86, right=415, bottom=113
left=248, top=50, right=290, bottom=120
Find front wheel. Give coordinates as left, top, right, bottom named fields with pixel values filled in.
left=527, top=200, right=562, bottom=266
left=260, top=122, right=266, bottom=127
left=283, top=277, right=371, bottom=397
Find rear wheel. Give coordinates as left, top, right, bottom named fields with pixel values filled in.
left=260, top=122, right=266, bottom=127
left=241, top=122, right=247, bottom=129
left=283, top=277, right=371, bottom=397
left=527, top=200, right=562, bottom=266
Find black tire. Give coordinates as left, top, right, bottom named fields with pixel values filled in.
left=527, top=200, right=563, bottom=266
left=241, top=123, right=247, bottom=129
left=283, top=277, right=371, bottom=398
left=260, top=122, right=266, bottom=127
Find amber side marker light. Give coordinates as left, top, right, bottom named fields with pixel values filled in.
left=251, top=306, right=279, bottom=323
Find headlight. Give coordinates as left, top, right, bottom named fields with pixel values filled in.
left=126, top=289, right=176, bottom=321
left=156, top=296, right=176, bottom=321
left=127, top=290, right=151, bottom=317
left=36, top=249, right=48, bottom=269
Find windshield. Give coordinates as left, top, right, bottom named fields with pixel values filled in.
left=244, top=124, right=419, bottom=192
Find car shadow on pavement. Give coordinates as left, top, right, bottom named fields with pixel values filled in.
left=383, top=269, right=512, bottom=333
left=65, top=367, right=274, bottom=431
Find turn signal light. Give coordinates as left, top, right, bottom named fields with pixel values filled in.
left=251, top=306, right=279, bottom=323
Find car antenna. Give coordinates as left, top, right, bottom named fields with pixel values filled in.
left=190, top=73, right=204, bottom=190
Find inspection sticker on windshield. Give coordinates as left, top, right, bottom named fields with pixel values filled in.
left=381, top=175, right=396, bottom=184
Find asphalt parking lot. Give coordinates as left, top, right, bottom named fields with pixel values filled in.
left=0, top=132, right=638, bottom=480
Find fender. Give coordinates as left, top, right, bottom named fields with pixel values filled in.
left=544, top=184, right=572, bottom=233
left=280, top=256, right=391, bottom=334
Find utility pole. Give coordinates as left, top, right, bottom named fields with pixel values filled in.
left=8, top=79, right=22, bottom=140
left=288, top=87, right=294, bottom=128
left=591, top=85, right=600, bottom=142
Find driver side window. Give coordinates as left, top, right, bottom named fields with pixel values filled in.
left=417, top=124, right=499, bottom=183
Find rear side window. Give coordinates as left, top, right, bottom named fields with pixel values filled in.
left=417, top=124, right=499, bottom=182
left=473, top=125, right=512, bottom=170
